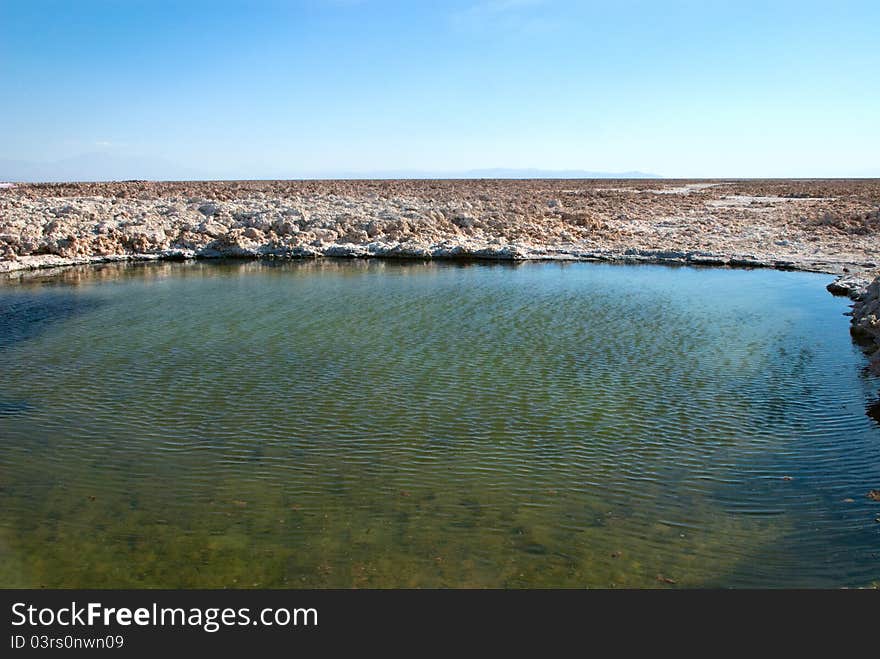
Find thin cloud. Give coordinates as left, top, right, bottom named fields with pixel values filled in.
left=477, top=0, right=546, bottom=11
left=451, top=0, right=559, bottom=35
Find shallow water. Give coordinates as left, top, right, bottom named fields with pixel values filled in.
left=1, top=259, right=878, bottom=588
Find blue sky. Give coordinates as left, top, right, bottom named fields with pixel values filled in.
left=1, top=0, right=878, bottom=179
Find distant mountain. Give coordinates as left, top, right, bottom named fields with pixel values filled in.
left=461, top=168, right=661, bottom=179
left=298, top=168, right=663, bottom=180
left=0, top=157, right=662, bottom=182
left=0, top=152, right=197, bottom=182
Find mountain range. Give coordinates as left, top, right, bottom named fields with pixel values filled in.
left=0, top=153, right=661, bottom=182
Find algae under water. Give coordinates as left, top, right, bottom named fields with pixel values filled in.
left=0, top=259, right=878, bottom=588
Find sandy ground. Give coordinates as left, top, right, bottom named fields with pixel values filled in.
left=1, top=178, right=878, bottom=276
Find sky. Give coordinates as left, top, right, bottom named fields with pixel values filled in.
left=1, top=0, right=878, bottom=179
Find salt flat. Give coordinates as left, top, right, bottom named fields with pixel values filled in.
left=1, top=178, right=877, bottom=275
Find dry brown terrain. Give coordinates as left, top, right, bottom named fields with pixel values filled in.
left=1, top=178, right=878, bottom=275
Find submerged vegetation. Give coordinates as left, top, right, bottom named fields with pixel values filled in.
left=1, top=260, right=879, bottom=588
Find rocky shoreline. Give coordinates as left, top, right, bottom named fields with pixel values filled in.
left=2, top=179, right=878, bottom=275
left=851, top=277, right=880, bottom=374
left=826, top=270, right=880, bottom=376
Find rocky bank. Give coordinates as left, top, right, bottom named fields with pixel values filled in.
left=1, top=178, right=878, bottom=275
left=851, top=276, right=880, bottom=374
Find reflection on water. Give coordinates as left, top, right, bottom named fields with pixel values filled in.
left=0, top=260, right=878, bottom=588
left=0, top=289, right=103, bottom=352
left=867, top=398, right=880, bottom=424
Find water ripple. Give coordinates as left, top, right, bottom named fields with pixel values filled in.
left=0, top=260, right=878, bottom=588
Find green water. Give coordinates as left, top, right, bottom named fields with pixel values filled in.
left=0, top=260, right=878, bottom=588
